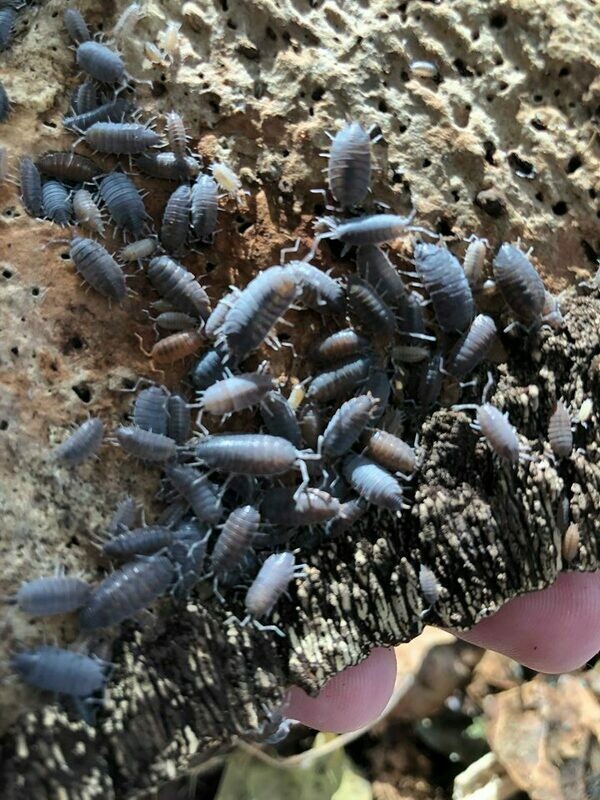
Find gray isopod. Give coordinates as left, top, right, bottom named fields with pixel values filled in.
left=64, top=8, right=91, bottom=44
left=365, top=429, right=417, bottom=474
left=73, top=189, right=105, bottom=236
left=356, top=245, right=407, bottom=306
left=0, top=79, right=9, bottom=122
left=307, top=354, right=372, bottom=403
left=165, top=463, right=221, bottom=524
left=396, top=290, right=430, bottom=345
left=121, top=237, right=156, bottom=262
left=284, top=261, right=345, bottom=314
left=327, top=121, right=371, bottom=208
left=413, top=243, right=474, bottom=333
left=211, top=505, right=261, bottom=578
left=115, top=426, right=177, bottom=462
left=191, top=174, right=219, bottom=240
left=132, top=385, right=170, bottom=434
left=343, top=453, right=404, bottom=513
left=348, top=274, right=397, bottom=341
left=492, top=243, right=546, bottom=328
left=315, top=211, right=417, bottom=248
left=160, top=184, right=191, bottom=255
left=52, top=417, right=104, bottom=466
left=419, top=564, right=441, bottom=607
left=79, top=555, right=175, bottom=630
left=363, top=367, right=391, bottom=420
left=102, top=525, right=175, bottom=559
left=107, top=495, right=139, bottom=536
left=475, top=404, right=523, bottom=464
left=99, top=172, right=149, bottom=238
left=446, top=314, right=497, bottom=381
left=326, top=498, right=366, bottom=538
left=298, top=404, right=323, bottom=450
left=0, top=7, right=16, bottom=52
left=260, top=390, right=302, bottom=448
left=321, top=394, right=380, bottom=459
left=189, top=348, right=227, bottom=389
left=7, top=575, right=91, bottom=616
left=84, top=122, right=162, bottom=154
left=261, top=487, right=340, bottom=526
left=64, top=97, right=133, bottom=132
left=36, top=152, right=101, bottom=183
left=548, top=400, right=573, bottom=458
left=314, top=328, right=369, bottom=365
left=198, top=370, right=274, bottom=417
left=167, top=393, right=192, bottom=444
left=11, top=646, right=109, bottom=698
left=147, top=256, right=211, bottom=320
left=169, top=526, right=209, bottom=601
left=244, top=552, right=304, bottom=628
left=164, top=110, right=189, bottom=157
left=71, top=80, right=100, bottom=115
left=136, top=151, right=200, bottom=181
left=76, top=41, right=126, bottom=84
left=70, top=236, right=127, bottom=301
left=418, top=352, right=443, bottom=410
left=42, top=180, right=72, bottom=226
left=203, top=290, right=238, bottom=339
left=218, top=266, right=299, bottom=360
left=19, top=157, right=43, bottom=217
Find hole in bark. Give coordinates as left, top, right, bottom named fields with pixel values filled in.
left=552, top=200, right=568, bottom=216
left=72, top=384, right=92, bottom=403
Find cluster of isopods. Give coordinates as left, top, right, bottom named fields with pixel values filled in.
left=2, top=5, right=587, bottom=725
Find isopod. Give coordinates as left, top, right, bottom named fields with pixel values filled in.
left=298, top=403, right=322, bottom=450
left=362, top=368, right=390, bottom=420
left=561, top=522, right=579, bottom=562
left=191, top=174, right=219, bottom=240
left=326, top=121, right=371, bottom=208
left=413, top=243, right=474, bottom=333
left=260, top=390, right=302, bottom=448
left=0, top=146, right=8, bottom=182
left=102, top=525, right=174, bottom=559
left=419, top=564, right=441, bottom=607
left=314, top=328, right=369, bottom=365
left=169, top=526, right=209, bottom=601
left=161, top=21, right=182, bottom=59
left=321, top=394, right=380, bottom=459
left=326, top=498, right=366, bottom=538
left=492, top=243, right=546, bottom=328
left=243, top=552, right=304, bottom=632
left=69, top=236, right=127, bottom=300
left=42, top=180, right=72, bottom=226
left=115, top=425, right=177, bottom=461
left=212, top=161, right=244, bottom=198
left=112, top=2, right=145, bottom=42
left=165, top=464, right=221, bottom=524
left=356, top=245, right=407, bottom=306
left=463, top=236, right=488, bottom=289
left=99, top=171, right=149, bottom=238
left=76, top=41, right=127, bottom=85
left=52, top=417, right=104, bottom=466
left=577, top=398, right=593, bottom=427
left=140, top=329, right=204, bottom=366
left=315, top=211, right=417, bottom=249
left=198, top=370, right=274, bottom=417
left=285, top=260, right=345, bottom=313
left=203, top=290, right=238, bottom=339
left=167, top=393, right=192, bottom=445
left=188, top=348, right=227, bottom=389
left=36, top=152, right=101, bottom=183
left=0, top=7, right=16, bottom=52
left=446, top=314, right=497, bottom=381
left=136, top=151, right=200, bottom=181
left=132, top=385, right=170, bottom=434
left=107, top=495, right=140, bottom=536
left=11, top=646, right=109, bottom=698
left=548, top=400, right=573, bottom=458
left=409, top=60, right=438, bottom=78
left=0, top=79, right=9, bottom=122
left=6, top=574, right=91, bottom=616
left=71, top=80, right=100, bottom=115
left=475, top=404, right=523, bottom=464
left=348, top=275, right=397, bottom=341
left=84, top=122, right=162, bottom=154
left=343, top=453, right=405, bottom=513
left=164, top=111, right=189, bottom=157
left=64, top=97, right=133, bottom=132
left=147, top=256, right=211, bottom=320
left=121, top=237, right=157, bottom=262
left=79, top=555, right=175, bottom=630
left=364, top=429, right=417, bottom=474
left=19, top=157, right=43, bottom=217
left=160, top=184, right=191, bottom=255
left=306, top=355, right=372, bottom=403
left=261, top=487, right=340, bottom=526
left=64, top=8, right=91, bottom=45
left=211, top=505, right=261, bottom=578
left=73, top=189, right=105, bottom=235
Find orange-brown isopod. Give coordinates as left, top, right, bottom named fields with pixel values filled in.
left=137, top=330, right=203, bottom=366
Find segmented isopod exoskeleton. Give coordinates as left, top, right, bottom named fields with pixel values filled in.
left=298, top=404, right=322, bottom=450
left=136, top=151, right=200, bottom=181
left=70, top=236, right=127, bottom=300
left=20, top=157, right=43, bottom=217
left=561, top=522, right=579, bottom=562
left=167, top=393, right=192, bottom=444
left=321, top=394, right=380, bottom=459
left=463, top=236, right=488, bottom=290
left=165, top=464, right=221, bottom=524
left=141, top=329, right=204, bottom=366
left=168, top=525, right=209, bottom=601
left=413, top=243, right=474, bottom=333
left=121, top=237, right=156, bottom=262
left=99, top=172, right=149, bottom=238
left=417, top=352, right=443, bottom=410
left=164, top=111, right=188, bottom=157
left=132, top=385, right=170, bottom=434
left=365, top=429, right=417, bottom=474
left=0, top=146, right=8, bottom=182
left=115, top=425, right=177, bottom=461
left=147, top=255, right=211, bottom=320
left=189, top=348, right=227, bottom=389
left=64, top=97, right=133, bottom=132
left=8, top=574, right=91, bottom=615
left=492, top=243, right=546, bottom=328
left=0, top=79, right=9, bottom=122
left=363, top=368, right=390, bottom=420
left=219, top=266, right=299, bottom=361
left=85, top=122, right=162, bottom=154
left=284, top=261, right=345, bottom=313
left=53, top=418, right=104, bottom=466
left=326, top=498, right=365, bottom=538
left=475, top=404, right=522, bottom=464
left=64, top=8, right=90, bottom=45
left=161, top=21, right=182, bottom=59
left=102, top=525, right=174, bottom=559
left=306, top=355, right=372, bottom=403
left=191, top=174, right=219, bottom=240
left=79, top=555, right=175, bottom=630
left=356, top=245, right=407, bottom=306
left=419, top=564, right=441, bottom=607
left=446, top=314, right=497, bottom=381
left=112, top=2, right=144, bottom=42
left=244, top=553, right=304, bottom=630
left=348, top=275, right=397, bottom=341
left=73, top=189, right=105, bottom=235
left=327, top=121, right=371, bottom=208
left=315, top=211, right=417, bottom=249
left=71, top=79, right=100, bottom=115
left=37, top=152, right=100, bottom=183
left=194, top=433, right=316, bottom=483
left=42, top=180, right=72, bottom=226
left=11, top=646, right=109, bottom=698
left=397, top=290, right=429, bottom=345
left=212, top=162, right=244, bottom=199
left=577, top=398, right=593, bottom=427
left=392, top=344, right=430, bottom=363
left=0, top=7, right=16, bottom=52
left=211, top=505, right=261, bottom=578
left=107, top=495, right=139, bottom=536
left=204, top=290, right=238, bottom=339
left=261, top=487, right=340, bottom=526
left=76, top=41, right=127, bottom=84
left=314, top=328, right=369, bottom=365
left=343, top=453, right=404, bottom=513
left=198, top=370, right=274, bottom=417
left=260, top=390, right=302, bottom=448
left=409, top=60, right=438, bottom=78
left=161, top=184, right=191, bottom=255
left=548, top=400, right=573, bottom=458
left=542, top=290, right=564, bottom=329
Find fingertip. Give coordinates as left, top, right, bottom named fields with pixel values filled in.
left=286, top=646, right=397, bottom=733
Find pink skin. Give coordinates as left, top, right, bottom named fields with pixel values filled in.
left=287, top=571, right=600, bottom=733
